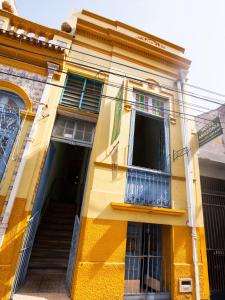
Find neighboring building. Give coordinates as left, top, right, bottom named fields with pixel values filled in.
left=0, top=3, right=210, bottom=300
left=196, top=106, right=225, bottom=300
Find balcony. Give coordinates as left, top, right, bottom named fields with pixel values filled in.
left=125, top=167, right=170, bottom=208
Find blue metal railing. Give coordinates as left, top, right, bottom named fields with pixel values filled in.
left=125, top=167, right=170, bottom=208
left=11, top=209, right=42, bottom=296
left=66, top=215, right=80, bottom=295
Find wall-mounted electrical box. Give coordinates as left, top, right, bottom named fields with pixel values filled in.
left=179, top=278, right=192, bottom=293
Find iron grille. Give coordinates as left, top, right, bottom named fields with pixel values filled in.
left=61, top=74, right=103, bottom=113
left=201, top=176, right=225, bottom=297
left=124, top=222, right=170, bottom=298
left=125, top=167, right=170, bottom=208
left=0, top=105, right=21, bottom=180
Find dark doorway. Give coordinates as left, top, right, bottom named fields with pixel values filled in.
left=28, top=142, right=89, bottom=271
left=14, top=141, right=90, bottom=297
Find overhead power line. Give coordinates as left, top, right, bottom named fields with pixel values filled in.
left=0, top=52, right=212, bottom=115
left=0, top=46, right=223, bottom=117
left=0, top=68, right=224, bottom=129
left=0, top=40, right=225, bottom=107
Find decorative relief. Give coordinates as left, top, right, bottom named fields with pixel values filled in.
left=0, top=65, right=46, bottom=111
left=137, top=35, right=166, bottom=50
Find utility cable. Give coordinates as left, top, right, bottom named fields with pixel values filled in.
left=0, top=69, right=223, bottom=129
left=0, top=51, right=219, bottom=115
left=0, top=40, right=225, bottom=107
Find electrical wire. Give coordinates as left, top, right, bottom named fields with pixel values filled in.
left=0, top=68, right=224, bottom=129
left=0, top=39, right=225, bottom=107
left=10, top=31, right=225, bottom=101
left=0, top=51, right=218, bottom=115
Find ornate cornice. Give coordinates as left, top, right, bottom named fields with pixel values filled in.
left=75, top=18, right=191, bottom=70
left=82, top=10, right=185, bottom=53
left=74, top=39, right=180, bottom=79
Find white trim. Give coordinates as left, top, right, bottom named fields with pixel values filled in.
left=0, top=62, right=59, bottom=246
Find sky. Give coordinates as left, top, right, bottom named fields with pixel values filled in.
left=15, top=0, right=225, bottom=112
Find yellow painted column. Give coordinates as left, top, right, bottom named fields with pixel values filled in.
left=71, top=217, right=127, bottom=300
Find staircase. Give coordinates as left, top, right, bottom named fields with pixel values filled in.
left=28, top=202, right=76, bottom=273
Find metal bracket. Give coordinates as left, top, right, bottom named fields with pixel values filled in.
left=173, top=147, right=190, bottom=161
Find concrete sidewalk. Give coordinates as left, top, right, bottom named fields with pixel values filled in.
left=13, top=271, right=70, bottom=300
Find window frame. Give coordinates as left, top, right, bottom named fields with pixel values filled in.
left=128, top=91, right=170, bottom=174
left=60, top=73, right=104, bottom=113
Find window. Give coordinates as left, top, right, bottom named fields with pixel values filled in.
left=132, top=113, right=166, bottom=171
left=0, top=91, right=25, bottom=180
left=129, top=91, right=170, bottom=173
left=125, top=91, right=170, bottom=208
left=61, top=74, right=103, bottom=113
left=52, top=115, right=95, bottom=147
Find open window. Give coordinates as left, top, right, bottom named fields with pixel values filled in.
left=128, top=91, right=170, bottom=173
left=132, top=112, right=167, bottom=172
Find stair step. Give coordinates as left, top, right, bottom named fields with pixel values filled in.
left=28, top=201, right=77, bottom=272
left=32, top=248, right=70, bottom=257
left=37, top=230, right=72, bottom=240
left=27, top=268, right=67, bottom=275
left=29, top=260, right=68, bottom=269
left=39, top=223, right=75, bottom=231
left=40, top=217, right=75, bottom=225
left=33, top=239, right=72, bottom=248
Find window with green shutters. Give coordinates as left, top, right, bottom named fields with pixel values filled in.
left=61, top=74, right=103, bottom=113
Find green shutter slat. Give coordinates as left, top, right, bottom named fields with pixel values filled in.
left=61, top=75, right=103, bottom=113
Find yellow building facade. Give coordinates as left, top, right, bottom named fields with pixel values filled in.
left=0, top=6, right=209, bottom=300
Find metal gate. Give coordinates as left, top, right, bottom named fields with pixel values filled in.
left=201, top=176, right=225, bottom=300
left=124, top=222, right=170, bottom=300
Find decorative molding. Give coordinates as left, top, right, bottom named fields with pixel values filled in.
left=111, top=202, right=186, bottom=216
left=94, top=161, right=127, bottom=171
left=76, top=19, right=190, bottom=69
left=74, top=39, right=179, bottom=79
left=20, top=110, right=35, bottom=120
left=57, top=105, right=98, bottom=121
left=81, top=10, right=185, bottom=53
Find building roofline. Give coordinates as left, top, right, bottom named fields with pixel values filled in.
left=81, top=9, right=185, bottom=53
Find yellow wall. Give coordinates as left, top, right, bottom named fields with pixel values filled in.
left=171, top=226, right=209, bottom=300
left=71, top=217, right=127, bottom=300
left=0, top=198, right=30, bottom=300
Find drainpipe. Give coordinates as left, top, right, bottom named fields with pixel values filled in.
left=177, top=72, right=200, bottom=300
left=0, top=62, right=59, bottom=246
